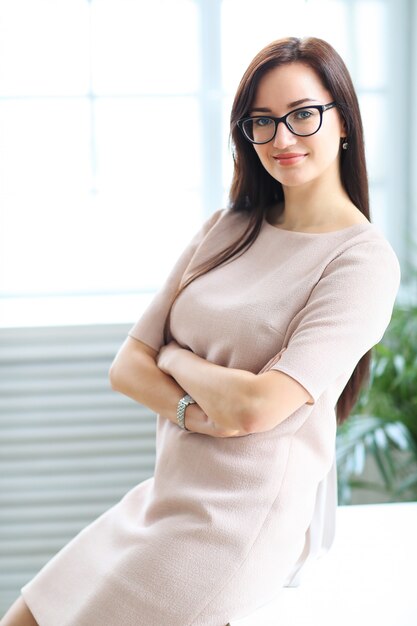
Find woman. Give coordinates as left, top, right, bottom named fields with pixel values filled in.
left=3, top=36, right=400, bottom=626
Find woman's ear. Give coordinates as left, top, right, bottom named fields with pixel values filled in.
left=339, top=114, right=348, bottom=137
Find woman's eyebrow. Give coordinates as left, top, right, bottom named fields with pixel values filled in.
left=287, top=97, right=318, bottom=108
left=250, top=98, right=318, bottom=114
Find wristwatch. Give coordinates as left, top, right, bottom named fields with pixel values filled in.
left=177, top=394, right=196, bottom=431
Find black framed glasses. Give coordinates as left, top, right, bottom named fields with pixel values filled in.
left=237, top=102, right=337, bottom=144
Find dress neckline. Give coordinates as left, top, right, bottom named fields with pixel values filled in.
left=262, top=217, right=375, bottom=237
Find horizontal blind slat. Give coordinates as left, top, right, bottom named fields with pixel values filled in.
left=0, top=324, right=157, bottom=614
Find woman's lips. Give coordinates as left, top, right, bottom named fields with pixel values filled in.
left=273, top=153, right=307, bottom=166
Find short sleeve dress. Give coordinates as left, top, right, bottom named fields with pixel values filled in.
left=21, top=209, right=401, bottom=626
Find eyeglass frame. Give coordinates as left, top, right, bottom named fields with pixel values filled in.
left=237, top=101, right=338, bottom=144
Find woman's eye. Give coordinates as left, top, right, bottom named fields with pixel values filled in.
left=294, top=109, right=313, bottom=120
left=254, top=117, right=273, bottom=127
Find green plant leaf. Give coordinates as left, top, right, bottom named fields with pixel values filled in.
left=336, top=303, right=417, bottom=504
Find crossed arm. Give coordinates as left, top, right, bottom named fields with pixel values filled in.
left=109, top=336, right=313, bottom=438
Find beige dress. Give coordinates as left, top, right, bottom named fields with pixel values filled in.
left=22, top=209, right=400, bottom=626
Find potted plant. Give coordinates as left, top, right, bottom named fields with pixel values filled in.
left=336, top=303, right=417, bottom=504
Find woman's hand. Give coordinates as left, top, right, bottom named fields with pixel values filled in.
left=183, top=403, right=248, bottom=438
left=110, top=337, right=248, bottom=438
left=157, top=341, right=248, bottom=438
left=157, top=340, right=183, bottom=376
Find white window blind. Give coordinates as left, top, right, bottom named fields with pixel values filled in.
left=0, top=323, right=156, bottom=613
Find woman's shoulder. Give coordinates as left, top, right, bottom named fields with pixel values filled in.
left=339, top=221, right=398, bottom=261
left=191, top=208, right=249, bottom=259
left=325, top=225, right=401, bottom=295
left=200, top=208, right=251, bottom=239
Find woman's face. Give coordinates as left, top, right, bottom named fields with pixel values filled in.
left=250, top=62, right=345, bottom=190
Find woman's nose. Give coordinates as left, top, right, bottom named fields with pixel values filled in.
left=272, top=122, right=297, bottom=149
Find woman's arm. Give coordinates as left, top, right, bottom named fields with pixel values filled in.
left=157, top=342, right=313, bottom=434
left=109, top=337, right=246, bottom=437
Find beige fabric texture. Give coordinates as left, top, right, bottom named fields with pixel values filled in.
left=22, top=209, right=400, bottom=626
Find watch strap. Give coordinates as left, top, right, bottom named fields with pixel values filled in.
left=176, top=394, right=196, bottom=430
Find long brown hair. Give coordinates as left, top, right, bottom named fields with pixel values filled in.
left=170, top=37, right=371, bottom=423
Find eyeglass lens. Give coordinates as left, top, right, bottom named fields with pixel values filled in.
left=243, top=107, right=322, bottom=142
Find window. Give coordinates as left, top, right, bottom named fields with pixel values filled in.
left=0, top=0, right=410, bottom=327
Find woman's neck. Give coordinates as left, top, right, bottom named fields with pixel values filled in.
left=271, top=176, right=359, bottom=232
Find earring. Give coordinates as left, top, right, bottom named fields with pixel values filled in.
left=342, top=138, right=349, bottom=150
